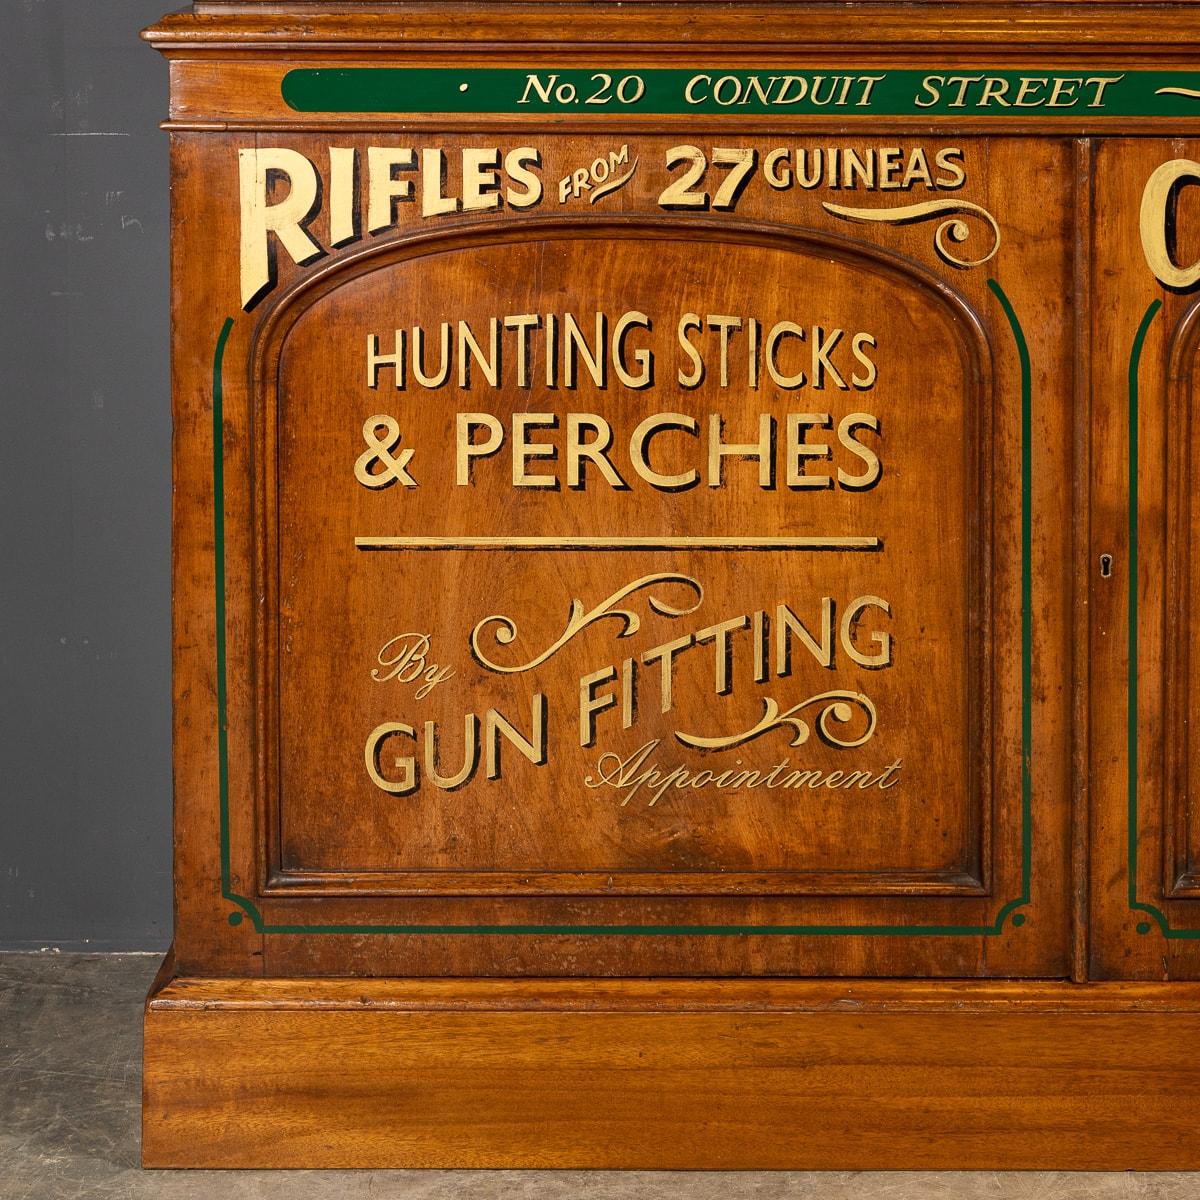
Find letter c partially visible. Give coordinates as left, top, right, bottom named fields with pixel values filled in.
left=1141, top=159, right=1200, bottom=289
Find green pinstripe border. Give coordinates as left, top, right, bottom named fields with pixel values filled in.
left=1125, top=298, right=1200, bottom=939
left=214, top=278, right=1032, bottom=935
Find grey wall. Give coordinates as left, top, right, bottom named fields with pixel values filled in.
left=2, top=2, right=174, bottom=949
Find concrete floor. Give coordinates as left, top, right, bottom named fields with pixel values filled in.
left=1, top=955, right=1197, bottom=1200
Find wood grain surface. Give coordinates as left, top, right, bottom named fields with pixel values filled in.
left=162, top=123, right=1075, bottom=980
left=143, top=973, right=1200, bottom=1169
left=143, top=0, right=1200, bottom=1169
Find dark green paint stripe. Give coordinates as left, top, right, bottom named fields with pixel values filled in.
left=224, top=922, right=1015, bottom=937
left=1123, top=299, right=1191, bottom=940
left=211, top=281, right=1032, bottom=936
left=1127, top=300, right=1160, bottom=924
left=213, top=318, right=235, bottom=899
left=988, top=279, right=1035, bottom=912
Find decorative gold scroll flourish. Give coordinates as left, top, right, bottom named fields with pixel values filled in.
left=822, top=199, right=1001, bottom=269
left=590, top=156, right=639, bottom=203
left=471, top=572, right=703, bottom=675
left=676, top=691, right=877, bottom=751
left=1155, top=86, right=1200, bottom=98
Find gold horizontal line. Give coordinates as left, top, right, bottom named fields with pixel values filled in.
left=355, top=535, right=881, bottom=551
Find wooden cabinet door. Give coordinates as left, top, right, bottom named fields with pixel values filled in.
left=168, top=131, right=1076, bottom=977
left=1090, top=141, right=1200, bottom=977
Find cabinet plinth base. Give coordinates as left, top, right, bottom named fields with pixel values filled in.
left=142, top=961, right=1200, bottom=1169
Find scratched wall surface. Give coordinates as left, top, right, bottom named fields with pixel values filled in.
left=0, top=2, right=174, bottom=949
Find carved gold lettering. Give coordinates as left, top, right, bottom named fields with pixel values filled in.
left=238, top=147, right=322, bottom=309
left=1141, top=159, right=1200, bottom=290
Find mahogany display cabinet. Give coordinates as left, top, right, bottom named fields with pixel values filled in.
left=141, top=0, right=1200, bottom=1169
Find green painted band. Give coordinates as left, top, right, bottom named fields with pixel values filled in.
left=281, top=68, right=1200, bottom=118
left=1122, top=299, right=1199, bottom=940
left=211, top=277, right=1032, bottom=937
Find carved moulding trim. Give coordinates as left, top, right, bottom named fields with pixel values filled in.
left=1144, top=293, right=1200, bottom=927
left=253, top=220, right=989, bottom=905
left=209, top=216, right=1023, bottom=937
